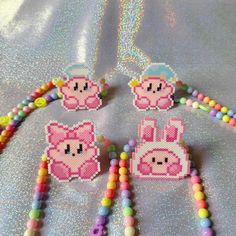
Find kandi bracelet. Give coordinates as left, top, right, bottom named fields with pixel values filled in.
left=0, top=63, right=110, bottom=155
left=128, top=117, right=214, bottom=236
left=129, top=63, right=235, bottom=127
left=23, top=121, right=118, bottom=236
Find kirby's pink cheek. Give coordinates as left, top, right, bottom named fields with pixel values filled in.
left=167, top=163, right=182, bottom=176
left=138, top=161, right=152, bottom=175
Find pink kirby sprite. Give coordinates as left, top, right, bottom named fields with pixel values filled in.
left=130, top=117, right=190, bottom=180
left=45, top=120, right=100, bottom=182
left=130, top=63, right=177, bottom=111
left=60, top=64, right=102, bottom=111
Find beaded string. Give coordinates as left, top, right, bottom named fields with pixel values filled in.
left=0, top=78, right=109, bottom=155
left=24, top=154, right=49, bottom=236
left=175, top=81, right=236, bottom=126
left=23, top=136, right=115, bottom=236
left=90, top=139, right=137, bottom=236
left=119, top=140, right=137, bottom=236
left=189, top=153, right=214, bottom=236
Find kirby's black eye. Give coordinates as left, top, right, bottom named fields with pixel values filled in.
left=77, top=144, right=83, bottom=154
left=84, top=82, right=88, bottom=91
left=74, top=82, right=79, bottom=91
left=152, top=157, right=155, bottom=162
left=157, top=83, right=162, bottom=91
left=65, top=144, right=70, bottom=154
left=165, top=157, right=168, bottom=163
left=147, top=83, right=152, bottom=91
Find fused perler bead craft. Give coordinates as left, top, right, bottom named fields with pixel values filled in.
left=130, top=117, right=190, bottom=180
left=59, top=64, right=102, bottom=111
left=45, top=120, right=100, bottom=182
left=129, top=63, right=177, bottom=111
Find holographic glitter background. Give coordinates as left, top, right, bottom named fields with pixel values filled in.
left=0, top=1, right=236, bottom=235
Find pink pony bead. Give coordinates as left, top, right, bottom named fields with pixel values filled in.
left=124, top=216, right=135, bottom=226
left=104, top=83, right=109, bottom=90
left=197, top=93, right=205, bottom=101
left=191, top=176, right=201, bottom=184
left=23, top=106, right=31, bottom=114
left=12, top=107, right=18, bottom=114
left=229, top=118, right=236, bottom=126
left=27, top=219, right=40, bottom=230
left=109, top=166, right=118, bottom=174
left=186, top=99, right=193, bottom=107
left=35, top=184, right=47, bottom=192
left=120, top=182, right=130, bottom=190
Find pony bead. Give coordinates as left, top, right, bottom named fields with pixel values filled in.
left=130, top=117, right=190, bottom=179
left=129, top=63, right=177, bottom=111
left=45, top=120, right=100, bottom=182
left=60, top=64, right=102, bottom=111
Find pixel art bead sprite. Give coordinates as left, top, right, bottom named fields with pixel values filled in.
left=129, top=63, right=177, bottom=111
left=59, top=64, right=102, bottom=111
left=130, top=117, right=190, bottom=179
left=45, top=120, right=100, bottom=182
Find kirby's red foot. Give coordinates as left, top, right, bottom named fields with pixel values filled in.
left=79, top=160, right=99, bottom=180
left=134, top=97, right=150, bottom=110
left=63, top=97, right=79, bottom=110
left=49, top=161, right=72, bottom=181
left=86, top=96, right=101, bottom=109
left=157, top=97, right=173, bottom=110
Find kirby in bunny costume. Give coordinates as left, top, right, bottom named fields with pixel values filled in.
left=130, top=117, right=190, bottom=180
left=60, top=64, right=102, bottom=111
left=130, top=63, right=177, bottom=111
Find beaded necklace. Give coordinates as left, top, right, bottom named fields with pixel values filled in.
left=23, top=136, right=117, bottom=236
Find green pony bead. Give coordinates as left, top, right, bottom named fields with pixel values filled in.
left=107, top=144, right=116, bottom=152
left=179, top=97, right=187, bottom=105
left=181, top=84, right=188, bottom=91
left=29, top=209, right=42, bottom=219
left=18, top=111, right=26, bottom=118
left=17, top=103, right=25, bottom=109
left=123, top=207, right=133, bottom=216
left=100, top=90, right=108, bottom=97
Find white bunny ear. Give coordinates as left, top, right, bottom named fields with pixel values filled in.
left=162, top=118, right=185, bottom=143
left=64, top=63, right=92, bottom=78
left=138, top=117, right=160, bottom=142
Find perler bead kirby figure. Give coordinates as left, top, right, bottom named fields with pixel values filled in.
left=129, top=63, right=177, bottom=111
left=59, top=64, right=102, bottom=111
left=45, top=120, right=100, bottom=182
left=130, top=117, right=190, bottom=180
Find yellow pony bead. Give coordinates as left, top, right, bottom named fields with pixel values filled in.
left=34, top=97, right=47, bottom=108
left=120, top=152, right=128, bottom=160
left=221, top=106, right=228, bottom=114
left=194, top=191, right=205, bottom=201
left=101, top=197, right=112, bottom=207
left=198, top=208, right=209, bottom=218
left=57, top=93, right=63, bottom=98
left=96, top=135, right=105, bottom=143
left=107, top=181, right=116, bottom=190
left=52, top=77, right=64, bottom=87
left=119, top=167, right=128, bottom=175
left=38, top=168, right=48, bottom=176
left=41, top=154, right=48, bottom=161
left=0, top=135, right=7, bottom=142
left=222, top=115, right=230, bottom=123
left=0, top=116, right=11, bottom=127
left=129, top=79, right=139, bottom=88
left=124, top=226, right=135, bottom=236
left=209, top=100, right=216, bottom=107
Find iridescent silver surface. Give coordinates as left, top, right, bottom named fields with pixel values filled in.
left=0, top=1, right=236, bottom=235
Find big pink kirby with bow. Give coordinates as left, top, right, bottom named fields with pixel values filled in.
left=130, top=117, right=190, bottom=180
left=45, top=121, right=100, bottom=182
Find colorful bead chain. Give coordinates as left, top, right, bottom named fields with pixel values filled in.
left=119, top=140, right=137, bottom=236
left=90, top=136, right=119, bottom=236
left=175, top=81, right=236, bottom=126
left=0, top=78, right=110, bottom=155
left=189, top=154, right=214, bottom=236
left=24, top=154, right=49, bottom=236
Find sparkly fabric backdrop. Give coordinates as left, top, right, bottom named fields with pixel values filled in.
left=0, top=1, right=236, bottom=235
